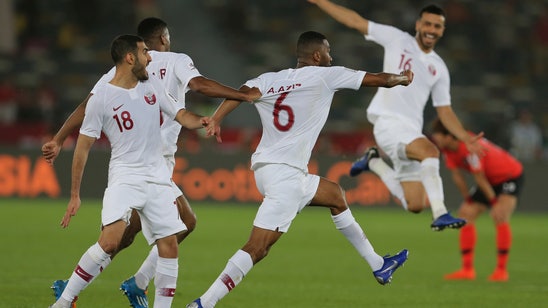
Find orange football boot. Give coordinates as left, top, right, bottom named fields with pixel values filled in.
left=444, top=268, right=476, bottom=280
left=488, top=269, right=509, bottom=282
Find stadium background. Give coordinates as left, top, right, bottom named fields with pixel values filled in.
left=0, top=0, right=547, bottom=212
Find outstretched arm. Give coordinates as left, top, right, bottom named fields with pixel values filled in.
left=436, top=106, right=485, bottom=156
left=188, top=76, right=261, bottom=102
left=362, top=70, right=414, bottom=88
left=42, top=94, right=91, bottom=164
left=308, top=0, right=369, bottom=35
left=172, top=108, right=221, bottom=143
left=174, top=109, right=209, bottom=130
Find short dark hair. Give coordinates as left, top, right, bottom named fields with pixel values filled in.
left=137, top=17, right=167, bottom=41
left=430, top=117, right=452, bottom=136
left=296, top=31, right=327, bottom=57
left=419, top=4, right=445, bottom=18
left=110, top=34, right=144, bottom=64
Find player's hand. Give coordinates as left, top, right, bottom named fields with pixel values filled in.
left=464, top=132, right=486, bottom=157
left=203, top=117, right=222, bottom=143
left=399, top=69, right=414, bottom=86
left=61, top=197, right=81, bottom=228
left=42, top=140, right=62, bottom=165
left=243, top=87, right=261, bottom=102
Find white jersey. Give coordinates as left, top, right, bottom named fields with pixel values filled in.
left=81, top=77, right=184, bottom=186
left=91, top=51, right=201, bottom=157
left=245, top=66, right=366, bottom=172
left=365, top=21, right=451, bottom=130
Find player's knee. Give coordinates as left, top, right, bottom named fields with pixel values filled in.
left=325, top=183, right=348, bottom=212
left=406, top=201, right=424, bottom=213
left=490, top=213, right=510, bottom=224
left=423, top=145, right=440, bottom=158
left=175, top=213, right=197, bottom=244
left=184, top=212, right=197, bottom=234
left=253, top=247, right=270, bottom=263
left=242, top=243, right=270, bottom=263
left=156, top=236, right=179, bottom=258
left=98, top=240, right=120, bottom=255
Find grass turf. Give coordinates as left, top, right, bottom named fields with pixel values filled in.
left=1, top=198, right=547, bottom=307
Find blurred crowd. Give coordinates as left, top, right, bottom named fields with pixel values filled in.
left=0, top=0, right=547, bottom=162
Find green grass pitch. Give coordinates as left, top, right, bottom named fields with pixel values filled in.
left=1, top=198, right=547, bottom=307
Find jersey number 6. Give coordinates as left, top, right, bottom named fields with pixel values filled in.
left=273, top=92, right=294, bottom=132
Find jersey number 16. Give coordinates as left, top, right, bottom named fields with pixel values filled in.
left=399, top=54, right=413, bottom=71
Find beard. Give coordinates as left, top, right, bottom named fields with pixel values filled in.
left=133, top=63, right=149, bottom=81
left=419, top=31, right=438, bottom=49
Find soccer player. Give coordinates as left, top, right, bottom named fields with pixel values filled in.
left=186, top=31, right=412, bottom=308
left=430, top=118, right=523, bottom=282
left=308, top=0, right=484, bottom=231
left=49, top=34, right=212, bottom=308
left=42, top=18, right=259, bottom=307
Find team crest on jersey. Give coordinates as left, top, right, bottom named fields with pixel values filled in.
left=144, top=92, right=157, bottom=105
left=428, top=64, right=437, bottom=76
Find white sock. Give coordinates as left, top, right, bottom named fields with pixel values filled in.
left=420, top=158, right=448, bottom=219
left=201, top=250, right=253, bottom=308
left=61, top=243, right=110, bottom=302
left=84, top=255, right=111, bottom=288
left=50, top=299, right=72, bottom=308
left=73, top=254, right=111, bottom=289
left=134, top=245, right=159, bottom=290
left=332, top=209, right=384, bottom=271
left=154, top=257, right=178, bottom=307
left=369, top=157, right=408, bottom=210
left=100, top=256, right=111, bottom=272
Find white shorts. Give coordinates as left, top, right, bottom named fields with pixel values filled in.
left=253, top=163, right=320, bottom=233
left=164, top=155, right=183, bottom=198
left=373, top=116, right=425, bottom=181
left=102, top=182, right=186, bottom=245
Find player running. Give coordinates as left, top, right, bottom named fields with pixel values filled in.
left=186, top=30, right=412, bottom=308
left=49, top=34, right=213, bottom=308
left=43, top=18, right=259, bottom=308
left=309, top=0, right=485, bottom=231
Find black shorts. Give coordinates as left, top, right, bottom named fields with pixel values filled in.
left=469, top=174, right=524, bottom=207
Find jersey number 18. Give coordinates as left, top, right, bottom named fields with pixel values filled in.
left=113, top=111, right=134, bottom=132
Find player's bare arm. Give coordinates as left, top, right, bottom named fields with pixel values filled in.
left=205, top=87, right=255, bottom=141
left=188, top=76, right=261, bottom=102
left=174, top=109, right=209, bottom=130
left=450, top=169, right=469, bottom=198
left=471, top=171, right=497, bottom=203
left=436, top=105, right=485, bottom=156
left=203, top=98, right=244, bottom=142
left=42, top=94, right=91, bottom=164
left=362, top=70, right=414, bottom=88
left=61, top=134, right=95, bottom=228
left=308, top=0, right=369, bottom=35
